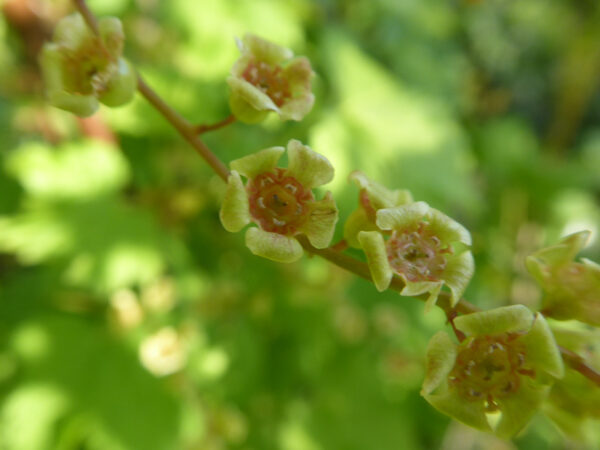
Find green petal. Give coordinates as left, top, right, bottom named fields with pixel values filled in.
left=283, top=57, right=313, bottom=89
left=230, top=146, right=284, bottom=179
left=227, top=77, right=278, bottom=122
left=300, top=192, right=338, bottom=249
left=422, top=331, right=457, bottom=395
left=358, top=231, right=393, bottom=291
left=444, top=250, right=475, bottom=307
left=98, top=58, right=136, bottom=107
left=349, top=171, right=413, bottom=210
left=242, top=33, right=293, bottom=65
left=98, top=17, right=125, bottom=57
left=427, top=208, right=472, bottom=246
left=53, top=13, right=90, bottom=49
left=245, top=228, right=303, bottom=263
left=454, top=305, right=534, bottom=337
left=376, top=202, right=429, bottom=231
left=520, top=313, right=564, bottom=379
left=495, top=381, right=549, bottom=439
left=286, top=140, right=334, bottom=189
left=219, top=171, right=250, bottom=232
left=401, top=279, right=442, bottom=312
left=278, top=94, right=315, bottom=121
left=343, top=208, right=377, bottom=248
left=529, top=231, right=591, bottom=268
left=423, top=388, right=491, bottom=433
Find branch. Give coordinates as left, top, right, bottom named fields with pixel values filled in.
left=194, top=114, right=236, bottom=134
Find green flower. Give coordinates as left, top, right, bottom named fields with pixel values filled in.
left=358, top=202, right=474, bottom=310
left=39, top=13, right=136, bottom=117
left=422, top=305, right=564, bottom=438
left=220, top=140, right=338, bottom=263
left=526, top=231, right=600, bottom=326
left=227, top=34, right=314, bottom=124
left=343, top=171, right=413, bottom=248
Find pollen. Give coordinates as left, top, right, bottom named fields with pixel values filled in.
left=247, top=168, right=313, bottom=235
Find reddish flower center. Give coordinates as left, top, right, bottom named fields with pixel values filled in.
left=449, top=333, right=535, bottom=411
left=385, top=222, right=451, bottom=282
left=242, top=59, right=292, bottom=107
left=247, top=168, right=313, bottom=235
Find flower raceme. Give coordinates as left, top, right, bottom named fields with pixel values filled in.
left=220, top=140, right=338, bottom=263
left=227, top=34, right=314, bottom=123
left=40, top=13, right=136, bottom=117
left=358, top=202, right=474, bottom=310
left=526, top=231, right=600, bottom=326
left=422, top=305, right=564, bottom=438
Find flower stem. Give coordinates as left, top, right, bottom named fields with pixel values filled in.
left=74, top=0, right=100, bottom=35
left=195, top=114, right=236, bottom=134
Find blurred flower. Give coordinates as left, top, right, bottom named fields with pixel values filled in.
left=39, top=13, right=136, bottom=117
left=358, top=202, right=473, bottom=309
left=139, top=327, right=187, bottom=376
left=227, top=34, right=314, bottom=123
left=422, top=305, right=564, bottom=438
left=220, top=140, right=338, bottom=263
left=343, top=171, right=413, bottom=248
left=526, top=231, right=600, bottom=326
left=110, top=288, right=144, bottom=329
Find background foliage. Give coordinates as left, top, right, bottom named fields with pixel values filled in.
left=1, top=0, right=600, bottom=448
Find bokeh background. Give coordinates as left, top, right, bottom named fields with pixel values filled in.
left=1, top=0, right=600, bottom=449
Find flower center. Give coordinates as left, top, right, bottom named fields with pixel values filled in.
left=61, top=38, right=115, bottom=95
left=247, top=168, right=313, bottom=235
left=242, top=59, right=292, bottom=107
left=449, top=334, right=535, bottom=411
left=385, top=222, right=451, bottom=282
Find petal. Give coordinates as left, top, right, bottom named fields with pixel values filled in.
left=443, top=250, right=475, bottom=307
left=520, top=313, right=564, bottom=379
left=245, top=228, right=303, bottom=263
left=376, top=202, right=429, bottom=231
left=283, top=57, right=313, bottom=90
left=422, top=331, right=458, bottom=395
left=300, top=192, right=338, bottom=249
left=495, top=381, right=549, bottom=439
left=227, top=76, right=279, bottom=120
left=400, top=279, right=442, bottom=312
left=98, top=58, right=136, bottom=107
left=343, top=208, right=378, bottom=248
left=278, top=93, right=315, bottom=121
left=423, top=388, right=491, bottom=433
left=358, top=231, right=393, bottom=291
left=230, top=146, right=285, bottom=179
left=454, top=305, right=534, bottom=337
left=426, top=208, right=472, bottom=246
left=53, top=13, right=90, bottom=49
left=286, top=140, right=334, bottom=189
left=98, top=17, right=125, bottom=57
left=349, top=171, right=413, bottom=210
left=529, top=231, right=591, bottom=268
left=242, top=33, right=293, bottom=65
left=219, top=171, right=251, bottom=232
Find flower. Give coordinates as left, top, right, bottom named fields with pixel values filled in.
left=227, top=34, right=314, bottom=123
left=39, top=13, right=136, bottom=117
left=526, top=231, right=600, bottom=326
left=343, top=171, right=413, bottom=248
left=421, top=305, right=564, bottom=438
left=358, top=202, right=474, bottom=310
left=220, top=140, right=338, bottom=263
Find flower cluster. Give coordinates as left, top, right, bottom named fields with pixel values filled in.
left=220, top=140, right=338, bottom=263
left=40, top=13, right=136, bottom=117
left=422, top=305, right=564, bottom=438
left=526, top=231, right=600, bottom=326
left=227, top=34, right=314, bottom=123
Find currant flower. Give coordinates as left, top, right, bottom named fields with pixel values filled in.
left=220, top=140, right=338, bottom=263
left=227, top=34, right=314, bottom=124
left=526, top=231, right=600, bottom=326
left=422, top=305, right=564, bottom=438
left=343, top=171, right=413, bottom=248
left=39, top=13, right=136, bottom=117
left=358, top=202, right=474, bottom=310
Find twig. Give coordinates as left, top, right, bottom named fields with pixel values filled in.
left=195, top=114, right=236, bottom=134
left=73, top=0, right=100, bottom=35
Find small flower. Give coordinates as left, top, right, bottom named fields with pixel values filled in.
left=227, top=34, right=314, bottom=123
left=220, top=140, right=338, bottom=263
left=422, top=305, right=564, bottom=438
left=358, top=202, right=474, bottom=310
left=526, top=231, right=600, bottom=326
left=39, top=13, right=136, bottom=117
left=343, top=171, right=413, bottom=248
left=139, top=327, right=187, bottom=377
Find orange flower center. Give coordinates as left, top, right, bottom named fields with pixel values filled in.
left=449, top=333, right=535, bottom=411
left=247, top=168, right=313, bottom=235
left=242, top=59, right=292, bottom=107
left=385, top=222, right=451, bottom=282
